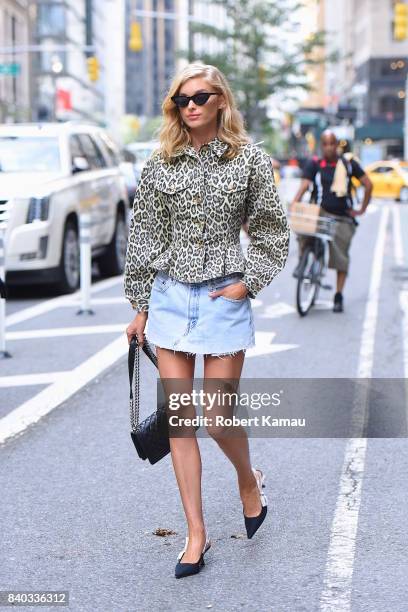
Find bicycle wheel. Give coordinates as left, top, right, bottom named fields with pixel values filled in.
left=311, top=249, right=325, bottom=306
left=296, top=245, right=320, bottom=316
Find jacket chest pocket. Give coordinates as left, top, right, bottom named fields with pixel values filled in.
left=208, top=168, right=250, bottom=194
left=155, top=168, right=194, bottom=195
left=154, top=168, right=194, bottom=215
left=207, top=169, right=250, bottom=218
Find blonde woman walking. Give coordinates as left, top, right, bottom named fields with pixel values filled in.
left=125, top=62, right=289, bottom=579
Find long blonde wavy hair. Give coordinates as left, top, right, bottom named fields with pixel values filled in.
left=157, top=62, right=250, bottom=162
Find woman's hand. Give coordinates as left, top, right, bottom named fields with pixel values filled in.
left=209, top=281, right=249, bottom=301
left=126, top=311, right=148, bottom=346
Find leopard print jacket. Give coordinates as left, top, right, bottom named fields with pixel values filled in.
left=124, top=136, right=290, bottom=312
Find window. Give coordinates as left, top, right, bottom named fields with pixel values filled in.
left=69, top=135, right=84, bottom=163
left=379, top=94, right=404, bottom=116
left=38, top=5, right=66, bottom=37
left=77, top=134, right=106, bottom=169
left=0, top=136, right=61, bottom=173
left=97, top=132, right=120, bottom=167
left=372, top=166, right=393, bottom=174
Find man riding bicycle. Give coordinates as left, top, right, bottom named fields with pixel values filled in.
left=291, top=130, right=373, bottom=312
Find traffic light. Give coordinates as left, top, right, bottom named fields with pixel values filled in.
left=129, top=22, right=143, bottom=52
left=394, top=2, right=408, bottom=41
left=87, top=56, right=99, bottom=82
left=258, top=64, right=266, bottom=85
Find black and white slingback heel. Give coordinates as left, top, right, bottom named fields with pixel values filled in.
left=175, top=532, right=211, bottom=579
left=243, top=467, right=268, bottom=539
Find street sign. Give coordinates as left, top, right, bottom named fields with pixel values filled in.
left=0, top=63, right=21, bottom=76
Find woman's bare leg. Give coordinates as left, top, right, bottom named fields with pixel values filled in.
left=203, top=351, right=262, bottom=518
left=156, top=347, right=206, bottom=562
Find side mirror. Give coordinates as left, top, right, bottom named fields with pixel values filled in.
left=72, top=156, right=90, bottom=173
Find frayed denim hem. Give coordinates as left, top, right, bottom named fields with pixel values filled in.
left=147, top=345, right=247, bottom=359
left=206, top=349, right=247, bottom=359
left=145, top=330, right=255, bottom=359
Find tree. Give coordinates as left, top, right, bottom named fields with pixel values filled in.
left=178, top=0, right=331, bottom=138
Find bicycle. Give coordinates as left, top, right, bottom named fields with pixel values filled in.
left=287, top=208, right=337, bottom=317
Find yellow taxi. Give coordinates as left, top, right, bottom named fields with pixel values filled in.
left=361, top=160, right=408, bottom=202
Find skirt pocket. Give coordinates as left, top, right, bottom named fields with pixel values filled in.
left=153, top=271, right=174, bottom=294
left=214, top=275, right=247, bottom=303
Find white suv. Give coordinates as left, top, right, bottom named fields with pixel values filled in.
left=0, top=122, right=129, bottom=293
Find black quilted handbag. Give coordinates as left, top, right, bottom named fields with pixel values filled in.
left=128, top=335, right=170, bottom=464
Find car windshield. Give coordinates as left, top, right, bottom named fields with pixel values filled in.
left=0, top=136, right=61, bottom=172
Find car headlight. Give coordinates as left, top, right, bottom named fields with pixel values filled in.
left=26, top=196, right=50, bottom=223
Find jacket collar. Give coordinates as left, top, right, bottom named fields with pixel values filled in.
left=173, top=136, right=229, bottom=159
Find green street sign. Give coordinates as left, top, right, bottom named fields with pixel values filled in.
left=0, top=63, right=21, bottom=76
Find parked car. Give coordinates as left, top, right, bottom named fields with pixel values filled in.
left=355, top=160, right=408, bottom=202
left=119, top=149, right=138, bottom=204
left=125, top=140, right=160, bottom=180
left=0, top=122, right=129, bottom=293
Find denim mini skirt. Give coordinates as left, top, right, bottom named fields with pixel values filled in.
left=145, top=270, right=256, bottom=357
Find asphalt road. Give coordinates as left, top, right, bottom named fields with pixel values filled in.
left=1, top=185, right=408, bottom=612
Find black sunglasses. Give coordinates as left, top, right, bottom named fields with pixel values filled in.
left=171, top=92, right=221, bottom=108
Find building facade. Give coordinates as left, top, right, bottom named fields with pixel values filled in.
left=125, top=0, right=177, bottom=119
left=325, top=0, right=408, bottom=157
left=30, top=0, right=106, bottom=123
left=0, top=0, right=31, bottom=122
left=125, top=0, right=228, bottom=121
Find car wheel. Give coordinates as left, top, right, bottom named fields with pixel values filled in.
left=56, top=220, right=80, bottom=294
left=399, top=186, right=408, bottom=203
left=98, top=209, right=128, bottom=277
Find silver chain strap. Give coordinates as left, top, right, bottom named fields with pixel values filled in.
left=129, top=341, right=140, bottom=431
left=129, top=336, right=159, bottom=432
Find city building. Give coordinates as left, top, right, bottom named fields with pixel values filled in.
left=325, top=0, right=408, bottom=158
left=125, top=0, right=177, bottom=119
left=30, top=0, right=106, bottom=123
left=0, top=0, right=31, bottom=122
left=124, top=0, right=228, bottom=121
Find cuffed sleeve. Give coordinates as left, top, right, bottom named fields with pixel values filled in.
left=124, top=155, right=172, bottom=312
left=242, top=150, right=290, bottom=299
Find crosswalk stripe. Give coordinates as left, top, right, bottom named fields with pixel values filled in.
left=0, top=334, right=128, bottom=444
left=0, top=372, right=67, bottom=387
left=6, top=324, right=127, bottom=340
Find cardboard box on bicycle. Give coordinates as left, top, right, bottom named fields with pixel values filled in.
left=288, top=201, right=320, bottom=234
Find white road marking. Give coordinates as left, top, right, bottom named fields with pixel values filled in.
left=6, top=324, right=127, bottom=341
left=393, top=203, right=408, bottom=408
left=61, top=296, right=127, bottom=306
left=246, top=331, right=298, bottom=357
left=312, top=299, right=334, bottom=310
left=319, top=205, right=389, bottom=611
left=399, top=291, right=408, bottom=381
left=260, top=302, right=296, bottom=318
left=6, top=275, right=124, bottom=328
left=0, top=334, right=128, bottom=444
left=251, top=298, right=263, bottom=309
left=0, top=372, right=67, bottom=388
left=366, top=203, right=379, bottom=214
left=392, top=203, right=404, bottom=267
